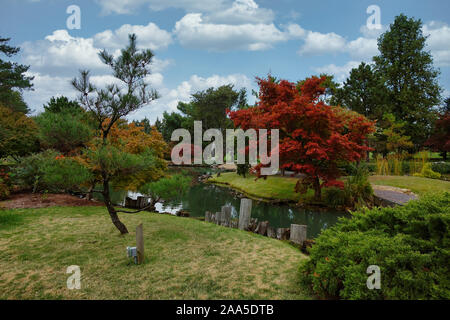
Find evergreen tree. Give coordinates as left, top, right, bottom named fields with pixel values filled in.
left=373, top=14, right=442, bottom=148
left=0, top=37, right=34, bottom=113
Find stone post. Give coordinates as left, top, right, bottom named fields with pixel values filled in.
left=238, top=198, right=252, bottom=230
left=290, top=224, right=307, bottom=245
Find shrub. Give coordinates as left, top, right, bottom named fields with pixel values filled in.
left=0, top=178, right=10, bottom=200
left=13, top=150, right=91, bottom=193
left=432, top=162, right=450, bottom=174
left=413, top=163, right=441, bottom=179
left=322, top=187, right=349, bottom=208
left=323, top=164, right=373, bottom=209
left=237, top=163, right=251, bottom=177
left=301, top=193, right=450, bottom=299
left=35, top=109, right=93, bottom=154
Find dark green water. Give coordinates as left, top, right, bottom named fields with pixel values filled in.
left=105, top=181, right=349, bottom=238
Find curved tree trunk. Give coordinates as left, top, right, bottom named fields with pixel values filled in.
left=102, top=178, right=129, bottom=234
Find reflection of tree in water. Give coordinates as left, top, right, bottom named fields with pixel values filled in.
left=111, top=182, right=349, bottom=238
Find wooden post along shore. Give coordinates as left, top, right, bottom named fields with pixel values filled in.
left=204, top=198, right=308, bottom=247
left=290, top=224, right=307, bottom=246
left=238, top=198, right=252, bottom=230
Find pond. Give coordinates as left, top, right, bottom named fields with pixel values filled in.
left=101, top=173, right=349, bottom=238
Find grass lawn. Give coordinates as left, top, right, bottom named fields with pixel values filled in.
left=209, top=173, right=306, bottom=202
left=368, top=175, right=450, bottom=196
left=210, top=172, right=450, bottom=201
left=0, top=206, right=310, bottom=300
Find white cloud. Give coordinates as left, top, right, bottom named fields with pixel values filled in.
left=298, top=31, right=347, bottom=55
left=129, top=73, right=253, bottom=122
left=314, top=61, right=361, bottom=82
left=22, top=30, right=105, bottom=73
left=346, top=37, right=378, bottom=60
left=94, top=22, right=172, bottom=51
left=423, top=21, right=450, bottom=67
left=174, top=13, right=288, bottom=51
left=206, top=0, right=274, bottom=25
left=23, top=72, right=75, bottom=113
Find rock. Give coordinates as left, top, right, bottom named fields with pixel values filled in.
left=176, top=210, right=190, bottom=217
left=255, top=221, right=269, bottom=236
left=267, top=226, right=276, bottom=238
left=276, top=228, right=290, bottom=240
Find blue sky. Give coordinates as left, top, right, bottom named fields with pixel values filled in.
left=1, top=0, right=450, bottom=122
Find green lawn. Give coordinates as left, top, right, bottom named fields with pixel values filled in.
left=209, top=173, right=307, bottom=202
left=0, top=206, right=310, bottom=300
left=369, top=175, right=450, bottom=196
left=210, top=172, right=450, bottom=201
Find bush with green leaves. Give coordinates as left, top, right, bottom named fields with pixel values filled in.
left=35, top=109, right=94, bottom=154
left=140, top=173, right=191, bottom=210
left=431, top=162, right=450, bottom=174
left=301, top=193, right=450, bottom=299
left=0, top=177, right=10, bottom=200
left=323, top=164, right=373, bottom=209
left=413, top=162, right=441, bottom=179
left=237, top=163, right=251, bottom=177
left=13, top=150, right=92, bottom=193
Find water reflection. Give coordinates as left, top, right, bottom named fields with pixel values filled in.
left=105, top=182, right=348, bottom=238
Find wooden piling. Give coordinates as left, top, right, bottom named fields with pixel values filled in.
left=290, top=224, right=307, bottom=245
left=238, top=198, right=252, bottom=230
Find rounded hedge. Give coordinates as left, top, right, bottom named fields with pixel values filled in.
left=301, top=192, right=450, bottom=299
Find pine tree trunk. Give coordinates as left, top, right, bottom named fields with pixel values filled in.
left=102, top=178, right=129, bottom=234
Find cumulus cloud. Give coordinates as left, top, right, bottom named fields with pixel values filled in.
left=94, top=22, right=172, bottom=51
left=22, top=30, right=106, bottom=74
left=205, top=0, right=274, bottom=25
left=298, top=31, right=347, bottom=55
left=314, top=61, right=361, bottom=82
left=423, top=21, right=450, bottom=67
left=174, top=13, right=289, bottom=51
left=128, top=73, right=253, bottom=122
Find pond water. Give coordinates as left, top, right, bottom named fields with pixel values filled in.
left=102, top=175, right=349, bottom=238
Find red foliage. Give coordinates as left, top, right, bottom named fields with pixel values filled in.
left=426, top=112, right=450, bottom=159
left=228, top=76, right=375, bottom=200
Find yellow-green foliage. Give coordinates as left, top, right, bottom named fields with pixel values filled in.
left=413, top=163, right=441, bottom=179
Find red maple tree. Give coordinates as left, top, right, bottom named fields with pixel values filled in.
left=228, top=76, right=375, bottom=200
left=426, top=112, right=450, bottom=160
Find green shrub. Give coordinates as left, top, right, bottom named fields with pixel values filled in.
left=323, top=164, right=373, bottom=209
left=237, top=163, right=251, bottom=177
left=35, top=109, right=93, bottom=154
left=432, top=162, right=450, bottom=174
left=13, top=150, right=91, bottom=193
left=301, top=193, right=450, bottom=299
left=323, top=187, right=349, bottom=208
left=413, top=163, right=441, bottom=179
left=366, top=162, right=376, bottom=174
left=0, top=178, right=10, bottom=200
